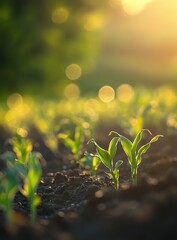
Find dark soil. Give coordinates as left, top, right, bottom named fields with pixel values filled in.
left=0, top=125, right=177, bottom=240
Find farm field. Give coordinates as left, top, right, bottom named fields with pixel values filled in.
left=0, top=85, right=177, bottom=240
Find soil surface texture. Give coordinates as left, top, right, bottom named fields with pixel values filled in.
left=0, top=126, right=177, bottom=240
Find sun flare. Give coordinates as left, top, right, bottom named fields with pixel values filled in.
left=121, top=0, right=154, bottom=15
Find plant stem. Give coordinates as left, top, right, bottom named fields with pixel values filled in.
left=30, top=194, right=36, bottom=223
left=6, top=201, right=12, bottom=222
left=111, top=170, right=118, bottom=190
left=31, top=204, right=36, bottom=223
left=131, top=167, right=138, bottom=185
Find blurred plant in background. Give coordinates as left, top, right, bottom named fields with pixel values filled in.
left=1, top=0, right=177, bottom=99
left=0, top=86, right=176, bottom=159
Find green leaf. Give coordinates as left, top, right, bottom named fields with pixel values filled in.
left=4, top=168, right=19, bottom=198
left=119, top=135, right=133, bottom=164
left=1, top=151, right=15, bottom=163
left=15, top=161, right=28, bottom=178
left=132, top=129, right=150, bottom=154
left=115, top=160, right=123, bottom=170
left=136, top=134, right=163, bottom=165
left=27, top=153, right=41, bottom=190
left=75, top=124, right=83, bottom=150
left=33, top=196, right=41, bottom=207
left=106, top=172, right=113, bottom=179
left=92, top=156, right=101, bottom=168
left=80, top=155, right=92, bottom=167
left=90, top=139, right=112, bottom=169
left=11, top=135, right=33, bottom=164
left=108, top=137, right=119, bottom=159
left=58, top=133, right=75, bottom=152
left=113, top=168, right=118, bottom=180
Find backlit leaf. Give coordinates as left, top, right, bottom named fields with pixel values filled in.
left=132, top=129, right=151, bottom=154
left=136, top=134, right=163, bottom=165
left=119, top=135, right=133, bottom=164
left=115, top=160, right=123, bottom=170
left=90, top=139, right=112, bottom=169
left=58, top=133, right=75, bottom=151
left=108, top=137, right=119, bottom=159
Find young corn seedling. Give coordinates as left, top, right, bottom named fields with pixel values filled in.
left=110, top=129, right=163, bottom=185
left=20, top=152, right=42, bottom=223
left=10, top=132, right=42, bottom=223
left=11, top=132, right=32, bottom=165
left=58, top=123, right=84, bottom=163
left=80, top=152, right=101, bottom=176
left=89, top=137, right=123, bottom=189
left=0, top=153, right=19, bottom=221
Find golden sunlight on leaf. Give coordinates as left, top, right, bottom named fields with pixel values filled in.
left=98, top=86, right=115, bottom=103
left=117, top=84, right=134, bottom=102
left=16, top=128, right=28, bottom=138
left=52, top=7, right=69, bottom=24
left=121, top=0, right=154, bottom=15
left=65, top=64, right=82, bottom=80
left=64, top=84, right=80, bottom=99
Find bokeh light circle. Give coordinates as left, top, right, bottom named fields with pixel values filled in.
left=98, top=86, right=115, bottom=103
left=64, top=83, right=80, bottom=99
left=7, top=93, right=23, bottom=108
left=65, top=64, right=82, bottom=80
left=117, top=84, right=134, bottom=102
left=52, top=7, right=69, bottom=24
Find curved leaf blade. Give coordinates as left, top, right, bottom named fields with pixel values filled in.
left=119, top=135, right=133, bottom=164
left=136, top=134, right=163, bottom=165
left=108, top=137, right=119, bottom=159
left=115, top=160, right=123, bottom=170
left=90, top=139, right=112, bottom=169
left=132, top=129, right=151, bottom=154
left=58, top=133, right=75, bottom=152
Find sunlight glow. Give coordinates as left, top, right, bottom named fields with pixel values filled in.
left=117, top=84, right=134, bottom=102
left=98, top=86, right=115, bottom=103
left=109, top=0, right=121, bottom=9
left=52, top=7, right=69, bottom=24
left=83, top=13, right=104, bottom=31
left=167, top=116, right=177, bottom=129
left=121, top=0, right=153, bottom=15
left=5, top=101, right=30, bottom=130
left=65, top=64, right=82, bottom=80
left=17, top=128, right=28, bottom=137
left=64, top=83, right=80, bottom=99
left=84, top=99, right=99, bottom=121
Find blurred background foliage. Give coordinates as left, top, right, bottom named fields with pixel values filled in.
left=1, top=0, right=177, bottom=99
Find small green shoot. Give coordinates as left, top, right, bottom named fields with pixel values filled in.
left=11, top=132, right=32, bottom=165
left=89, top=137, right=123, bottom=189
left=80, top=152, right=101, bottom=176
left=11, top=132, right=41, bottom=222
left=58, top=123, right=84, bottom=163
left=20, top=153, right=42, bottom=223
left=110, top=129, right=163, bottom=185
left=1, top=133, right=42, bottom=223
left=0, top=157, right=19, bottom=221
